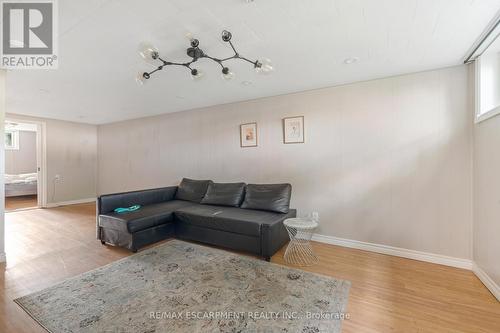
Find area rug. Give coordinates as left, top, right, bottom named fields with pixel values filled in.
left=15, top=240, right=351, bottom=333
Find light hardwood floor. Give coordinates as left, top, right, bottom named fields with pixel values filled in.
left=1, top=203, right=499, bottom=333
left=5, top=195, right=38, bottom=212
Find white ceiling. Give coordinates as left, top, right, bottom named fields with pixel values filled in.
left=6, top=0, right=500, bottom=124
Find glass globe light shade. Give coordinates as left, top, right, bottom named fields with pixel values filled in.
left=255, top=58, right=274, bottom=74
left=135, top=71, right=149, bottom=85
left=190, top=68, right=205, bottom=81
left=138, top=42, right=159, bottom=65
left=221, top=67, right=235, bottom=80
left=185, top=32, right=194, bottom=41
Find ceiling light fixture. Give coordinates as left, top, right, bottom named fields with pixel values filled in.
left=137, top=30, right=273, bottom=85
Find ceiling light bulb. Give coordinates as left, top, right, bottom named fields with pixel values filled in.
left=255, top=58, right=273, bottom=74
left=221, top=30, right=232, bottom=42
left=138, top=42, right=159, bottom=65
left=221, top=67, right=235, bottom=80
left=135, top=72, right=149, bottom=85
left=190, top=38, right=200, bottom=48
left=191, top=68, right=204, bottom=80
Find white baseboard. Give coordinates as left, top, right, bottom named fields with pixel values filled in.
left=45, top=197, right=96, bottom=208
left=0, top=252, right=6, bottom=263
left=472, top=263, right=500, bottom=302
left=312, top=233, right=473, bottom=270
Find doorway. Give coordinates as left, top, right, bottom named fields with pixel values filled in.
left=4, top=119, right=46, bottom=212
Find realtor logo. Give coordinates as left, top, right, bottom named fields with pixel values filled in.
left=1, top=0, right=58, bottom=69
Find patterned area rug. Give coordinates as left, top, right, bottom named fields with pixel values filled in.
left=15, top=240, right=351, bottom=333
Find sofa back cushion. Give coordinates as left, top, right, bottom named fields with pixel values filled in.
left=240, top=183, right=292, bottom=213
left=200, top=182, right=246, bottom=207
left=175, top=178, right=212, bottom=203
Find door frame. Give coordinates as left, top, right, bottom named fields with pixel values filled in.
left=4, top=117, right=47, bottom=208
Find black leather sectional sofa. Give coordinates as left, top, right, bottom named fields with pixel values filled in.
left=97, top=178, right=296, bottom=261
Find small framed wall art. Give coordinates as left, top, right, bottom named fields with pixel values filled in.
left=283, top=116, right=304, bottom=144
left=240, top=122, right=258, bottom=147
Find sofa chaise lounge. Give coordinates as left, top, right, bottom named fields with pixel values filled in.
left=96, top=178, right=296, bottom=261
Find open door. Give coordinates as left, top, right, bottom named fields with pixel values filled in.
left=4, top=119, right=46, bottom=211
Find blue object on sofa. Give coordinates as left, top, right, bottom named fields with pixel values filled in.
left=114, top=205, right=141, bottom=213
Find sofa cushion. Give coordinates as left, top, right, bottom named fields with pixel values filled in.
left=174, top=204, right=291, bottom=237
left=200, top=182, right=246, bottom=207
left=240, top=183, right=292, bottom=213
left=175, top=178, right=212, bottom=203
left=99, top=200, right=195, bottom=233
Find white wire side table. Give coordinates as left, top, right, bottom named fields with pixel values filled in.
left=283, top=218, right=319, bottom=266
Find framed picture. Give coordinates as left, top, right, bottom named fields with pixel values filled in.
left=240, top=122, right=258, bottom=147
left=283, top=116, right=304, bottom=144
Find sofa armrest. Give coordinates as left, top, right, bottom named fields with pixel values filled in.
left=260, top=209, right=296, bottom=258
left=97, top=186, right=178, bottom=215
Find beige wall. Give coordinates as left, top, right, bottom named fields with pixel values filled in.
left=5, top=130, right=37, bottom=174
left=98, top=66, right=473, bottom=260
left=6, top=114, right=97, bottom=204
left=473, top=113, right=500, bottom=288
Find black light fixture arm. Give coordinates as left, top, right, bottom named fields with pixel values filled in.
left=201, top=54, right=226, bottom=69
left=140, top=30, right=264, bottom=81
left=217, top=41, right=259, bottom=66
